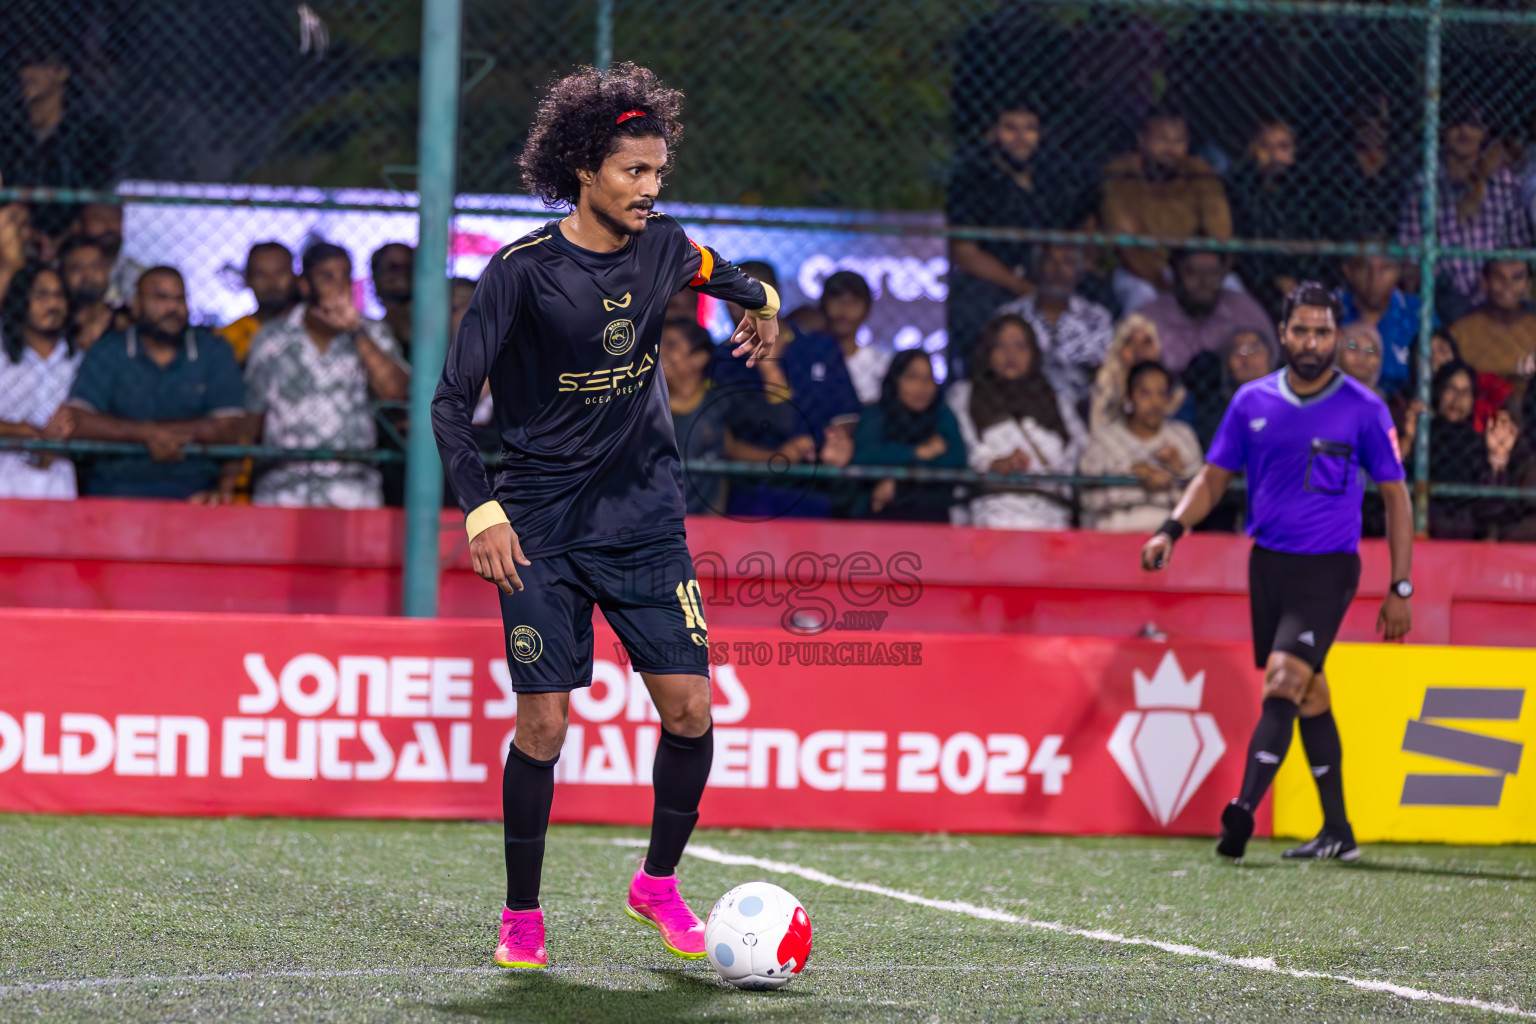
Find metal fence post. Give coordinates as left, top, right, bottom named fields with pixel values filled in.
left=1412, top=0, right=1443, bottom=535
left=596, top=0, right=614, bottom=70
left=402, top=0, right=464, bottom=618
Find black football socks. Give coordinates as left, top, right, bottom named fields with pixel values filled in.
left=643, top=723, right=714, bottom=877
left=1236, top=697, right=1298, bottom=812
left=503, top=742, right=558, bottom=910
left=1298, top=709, right=1349, bottom=830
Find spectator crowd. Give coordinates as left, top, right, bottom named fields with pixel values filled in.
left=3, top=41, right=1536, bottom=540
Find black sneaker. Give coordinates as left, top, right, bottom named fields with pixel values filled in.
left=1215, top=801, right=1254, bottom=860
left=1282, top=825, right=1360, bottom=861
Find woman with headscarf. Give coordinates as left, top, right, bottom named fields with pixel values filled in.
left=849, top=349, right=967, bottom=521
left=1512, top=382, right=1536, bottom=540
left=1089, top=313, right=1185, bottom=432
left=1429, top=359, right=1536, bottom=538
left=1338, top=321, right=1391, bottom=535
left=1337, top=321, right=1385, bottom=394
left=948, top=313, right=1087, bottom=529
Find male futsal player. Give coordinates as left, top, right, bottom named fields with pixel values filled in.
left=1140, top=282, right=1413, bottom=862
left=431, top=64, right=780, bottom=968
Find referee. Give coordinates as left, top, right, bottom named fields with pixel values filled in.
left=1141, top=282, right=1413, bottom=862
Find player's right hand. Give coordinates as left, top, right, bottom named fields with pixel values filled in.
left=1141, top=533, right=1174, bottom=572
left=471, top=522, right=531, bottom=595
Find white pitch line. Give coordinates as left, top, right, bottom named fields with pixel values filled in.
left=640, top=839, right=1536, bottom=1021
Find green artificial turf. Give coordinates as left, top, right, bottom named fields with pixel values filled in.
left=1, top=815, right=1531, bottom=1023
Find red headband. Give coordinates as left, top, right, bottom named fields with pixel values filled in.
left=615, top=109, right=646, bottom=125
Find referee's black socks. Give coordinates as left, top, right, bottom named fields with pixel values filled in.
left=644, top=723, right=714, bottom=877
left=1236, top=697, right=1298, bottom=812
left=504, top=742, right=559, bottom=911
left=1298, top=710, right=1349, bottom=830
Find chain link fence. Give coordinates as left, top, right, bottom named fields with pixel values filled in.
left=3, top=0, right=1536, bottom=536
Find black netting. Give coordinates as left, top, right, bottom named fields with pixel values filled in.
left=2, top=0, right=1536, bottom=527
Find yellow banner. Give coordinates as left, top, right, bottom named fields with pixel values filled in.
left=1273, top=644, right=1533, bottom=843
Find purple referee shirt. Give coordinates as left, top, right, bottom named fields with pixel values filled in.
left=1206, top=370, right=1405, bottom=555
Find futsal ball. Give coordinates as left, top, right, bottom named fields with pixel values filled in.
left=704, top=882, right=812, bottom=990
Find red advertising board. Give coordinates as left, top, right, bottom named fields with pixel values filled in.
left=0, top=609, right=1269, bottom=836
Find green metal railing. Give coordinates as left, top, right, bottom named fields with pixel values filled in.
left=7, top=439, right=1527, bottom=501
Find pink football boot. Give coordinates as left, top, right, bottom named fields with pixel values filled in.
left=494, top=906, right=548, bottom=969
left=624, top=863, right=706, bottom=958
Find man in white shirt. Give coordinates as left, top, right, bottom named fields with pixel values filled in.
left=0, top=265, right=82, bottom=498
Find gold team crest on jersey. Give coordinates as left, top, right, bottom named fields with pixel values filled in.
left=603, top=318, right=636, bottom=355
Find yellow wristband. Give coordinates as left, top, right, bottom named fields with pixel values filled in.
left=465, top=500, right=510, bottom=542
left=750, top=283, right=781, bottom=320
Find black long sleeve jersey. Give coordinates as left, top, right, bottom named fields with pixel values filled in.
left=432, top=214, right=775, bottom=555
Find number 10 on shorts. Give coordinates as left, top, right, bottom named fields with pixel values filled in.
left=675, top=579, right=707, bottom=631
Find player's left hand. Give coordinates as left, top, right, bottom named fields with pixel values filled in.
left=1377, top=593, right=1412, bottom=641
left=731, top=312, right=778, bottom=369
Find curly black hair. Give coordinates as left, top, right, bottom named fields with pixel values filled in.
left=519, top=62, right=685, bottom=209
left=2, top=264, right=72, bottom=365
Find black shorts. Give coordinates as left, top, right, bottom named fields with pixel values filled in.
left=498, top=530, right=711, bottom=693
left=1248, top=545, right=1361, bottom=672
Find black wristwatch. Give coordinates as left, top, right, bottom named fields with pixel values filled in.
left=1391, top=579, right=1414, bottom=599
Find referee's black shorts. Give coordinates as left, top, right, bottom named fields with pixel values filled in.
left=497, top=530, right=711, bottom=693
left=1248, top=545, right=1361, bottom=672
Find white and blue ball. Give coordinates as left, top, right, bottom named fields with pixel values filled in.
left=704, top=881, right=813, bottom=990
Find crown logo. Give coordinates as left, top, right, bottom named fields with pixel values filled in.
left=1133, top=651, right=1204, bottom=710
left=1109, top=651, right=1226, bottom=826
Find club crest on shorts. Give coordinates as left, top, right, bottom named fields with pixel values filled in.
left=511, top=625, right=544, bottom=663
left=603, top=318, right=636, bottom=356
